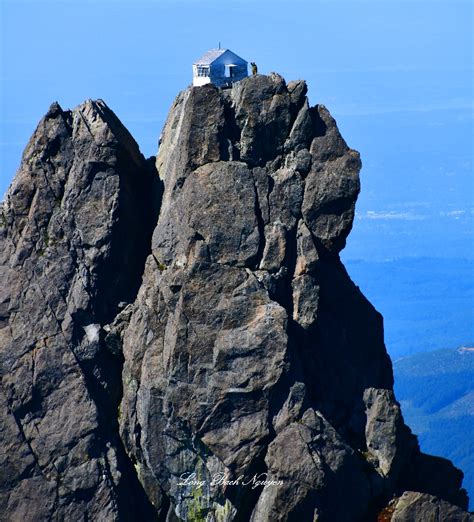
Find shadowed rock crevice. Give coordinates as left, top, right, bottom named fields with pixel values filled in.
left=247, top=180, right=267, bottom=270
left=220, top=95, right=242, bottom=162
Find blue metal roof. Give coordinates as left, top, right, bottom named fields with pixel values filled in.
left=193, top=49, right=227, bottom=65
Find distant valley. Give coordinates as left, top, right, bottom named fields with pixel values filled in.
left=345, top=257, right=474, bottom=508
left=345, top=257, right=474, bottom=358
left=394, top=347, right=474, bottom=509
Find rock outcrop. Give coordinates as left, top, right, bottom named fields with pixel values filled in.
left=380, top=492, right=473, bottom=522
left=0, top=75, right=470, bottom=521
left=0, top=100, right=160, bottom=520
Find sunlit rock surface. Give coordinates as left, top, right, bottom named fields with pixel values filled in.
left=0, top=76, right=470, bottom=521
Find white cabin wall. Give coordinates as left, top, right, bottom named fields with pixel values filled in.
left=193, top=76, right=211, bottom=87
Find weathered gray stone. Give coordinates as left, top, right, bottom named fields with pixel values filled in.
left=230, top=73, right=292, bottom=165
left=388, top=491, right=473, bottom=521
left=287, top=79, right=308, bottom=111
left=285, top=100, right=314, bottom=152
left=120, top=76, right=470, bottom=520
left=260, top=222, right=287, bottom=272
left=302, top=147, right=361, bottom=256
left=272, top=381, right=306, bottom=433
left=1, top=75, right=470, bottom=521
left=251, top=409, right=370, bottom=521
left=0, top=99, right=159, bottom=520
left=364, top=387, right=416, bottom=481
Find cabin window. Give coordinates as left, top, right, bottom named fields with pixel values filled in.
left=225, top=65, right=237, bottom=78
left=196, top=66, right=210, bottom=77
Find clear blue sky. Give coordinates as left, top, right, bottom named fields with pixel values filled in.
left=1, top=0, right=472, bottom=260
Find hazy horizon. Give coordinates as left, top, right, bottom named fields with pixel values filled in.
left=1, top=0, right=472, bottom=261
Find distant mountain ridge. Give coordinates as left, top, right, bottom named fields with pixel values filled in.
left=394, top=347, right=474, bottom=510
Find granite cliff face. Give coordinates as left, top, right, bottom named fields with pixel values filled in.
left=0, top=75, right=471, bottom=521
left=0, top=100, right=160, bottom=520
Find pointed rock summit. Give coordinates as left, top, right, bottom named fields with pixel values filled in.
left=0, top=75, right=471, bottom=521
left=0, top=99, right=160, bottom=520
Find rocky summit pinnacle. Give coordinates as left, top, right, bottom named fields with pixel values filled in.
left=0, top=75, right=471, bottom=521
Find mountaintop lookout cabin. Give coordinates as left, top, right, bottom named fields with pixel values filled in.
left=193, top=49, right=248, bottom=87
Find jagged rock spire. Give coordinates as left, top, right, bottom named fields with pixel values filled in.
left=0, top=77, right=470, bottom=521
